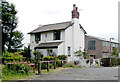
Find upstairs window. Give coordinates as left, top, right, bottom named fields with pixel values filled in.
left=102, top=41, right=107, bottom=47
left=53, top=30, right=60, bottom=40
left=35, top=33, right=41, bottom=41
left=88, top=40, right=95, bottom=50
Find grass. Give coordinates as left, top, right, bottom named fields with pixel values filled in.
left=2, top=72, right=37, bottom=80
left=64, top=72, right=72, bottom=74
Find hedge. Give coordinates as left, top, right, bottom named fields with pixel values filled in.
left=102, top=57, right=120, bottom=67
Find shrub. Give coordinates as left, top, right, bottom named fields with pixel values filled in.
left=102, top=58, right=120, bottom=67
left=63, top=63, right=75, bottom=68
left=33, top=50, right=43, bottom=60
left=111, top=58, right=118, bottom=66
left=42, top=56, right=53, bottom=61
left=2, top=50, right=26, bottom=64
left=102, top=58, right=110, bottom=67
left=117, top=58, right=120, bottom=65
left=2, top=63, right=30, bottom=76
left=56, top=58, right=61, bottom=67
left=57, top=55, right=67, bottom=60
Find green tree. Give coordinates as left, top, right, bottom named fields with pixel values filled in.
left=74, top=48, right=82, bottom=57
left=111, top=47, right=118, bottom=57
left=1, top=0, right=24, bottom=52
left=20, top=45, right=31, bottom=60
left=82, top=49, right=90, bottom=59
left=74, top=48, right=90, bottom=59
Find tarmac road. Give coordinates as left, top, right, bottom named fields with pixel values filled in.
left=34, top=67, right=119, bottom=80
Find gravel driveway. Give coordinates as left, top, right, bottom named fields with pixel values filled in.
left=34, top=67, right=119, bottom=80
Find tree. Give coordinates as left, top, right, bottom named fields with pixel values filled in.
left=74, top=48, right=90, bottom=59
left=20, top=45, right=31, bottom=60
left=82, top=49, right=90, bottom=59
left=111, top=47, right=118, bottom=57
left=1, top=0, right=24, bottom=52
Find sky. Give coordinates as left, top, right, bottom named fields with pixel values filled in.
left=7, top=0, right=120, bottom=47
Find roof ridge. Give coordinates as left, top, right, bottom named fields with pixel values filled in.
left=39, top=21, right=71, bottom=27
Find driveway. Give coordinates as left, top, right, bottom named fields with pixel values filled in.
left=34, top=67, right=119, bottom=80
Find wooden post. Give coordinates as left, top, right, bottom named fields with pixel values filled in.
left=38, top=61, right=41, bottom=74
left=33, top=64, right=35, bottom=73
left=61, top=61, right=63, bottom=67
left=47, top=62, right=49, bottom=71
left=54, top=61, right=56, bottom=69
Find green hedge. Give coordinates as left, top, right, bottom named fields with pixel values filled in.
left=2, top=64, right=31, bottom=76
left=102, top=57, right=120, bottom=67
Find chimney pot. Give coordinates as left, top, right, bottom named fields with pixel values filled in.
left=76, top=7, right=78, bottom=11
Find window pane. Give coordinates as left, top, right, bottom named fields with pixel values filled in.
left=35, top=33, right=41, bottom=41
left=88, top=40, right=95, bottom=50
left=53, top=30, right=60, bottom=40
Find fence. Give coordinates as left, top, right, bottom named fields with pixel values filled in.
left=38, top=60, right=66, bottom=74
left=5, top=60, right=67, bottom=74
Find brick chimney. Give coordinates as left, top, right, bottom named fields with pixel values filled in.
left=72, top=4, right=79, bottom=19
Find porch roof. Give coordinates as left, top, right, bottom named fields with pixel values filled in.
left=35, top=41, right=63, bottom=49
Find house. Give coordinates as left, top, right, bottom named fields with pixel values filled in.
left=28, top=4, right=86, bottom=62
left=85, top=35, right=120, bottom=59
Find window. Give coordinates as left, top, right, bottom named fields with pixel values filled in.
left=68, top=47, right=71, bottom=57
left=35, top=33, right=41, bottom=41
left=102, top=41, right=107, bottom=47
left=53, top=30, right=60, bottom=40
left=88, top=40, right=95, bottom=50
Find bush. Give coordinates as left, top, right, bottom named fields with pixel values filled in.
left=111, top=58, right=118, bottom=66
left=2, top=50, right=26, bottom=64
left=56, top=59, right=61, bottom=67
left=63, top=63, right=75, bottom=68
left=33, top=50, right=43, bottom=60
left=57, top=55, right=67, bottom=60
left=102, top=58, right=110, bottom=67
left=117, top=58, right=120, bottom=65
left=42, top=56, right=53, bottom=61
left=2, top=63, right=30, bottom=76
left=102, top=58, right=120, bottom=67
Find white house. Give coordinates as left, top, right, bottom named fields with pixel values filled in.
left=28, top=4, right=86, bottom=62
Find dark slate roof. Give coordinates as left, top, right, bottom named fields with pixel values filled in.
left=35, top=41, right=63, bottom=49
left=28, top=21, right=73, bottom=34
left=28, top=21, right=87, bottom=34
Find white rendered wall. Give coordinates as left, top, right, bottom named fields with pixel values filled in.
left=41, top=31, right=53, bottom=42
left=30, top=30, right=65, bottom=58
left=71, top=18, right=85, bottom=62
left=30, top=34, right=38, bottom=58
left=65, top=26, right=73, bottom=62
left=72, top=18, right=85, bottom=52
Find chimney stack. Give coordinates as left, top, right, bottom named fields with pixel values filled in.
left=72, top=4, right=79, bottom=19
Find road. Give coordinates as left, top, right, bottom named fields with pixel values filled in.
left=34, top=67, right=119, bottom=80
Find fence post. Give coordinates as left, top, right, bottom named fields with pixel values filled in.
left=54, top=61, right=56, bottom=69
left=47, top=62, right=49, bottom=71
left=38, top=61, right=41, bottom=74
left=33, top=64, right=35, bottom=73
left=61, top=61, right=63, bottom=67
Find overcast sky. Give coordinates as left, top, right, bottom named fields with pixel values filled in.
left=7, top=0, right=119, bottom=47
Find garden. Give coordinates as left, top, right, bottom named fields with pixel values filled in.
left=1, top=49, right=69, bottom=80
